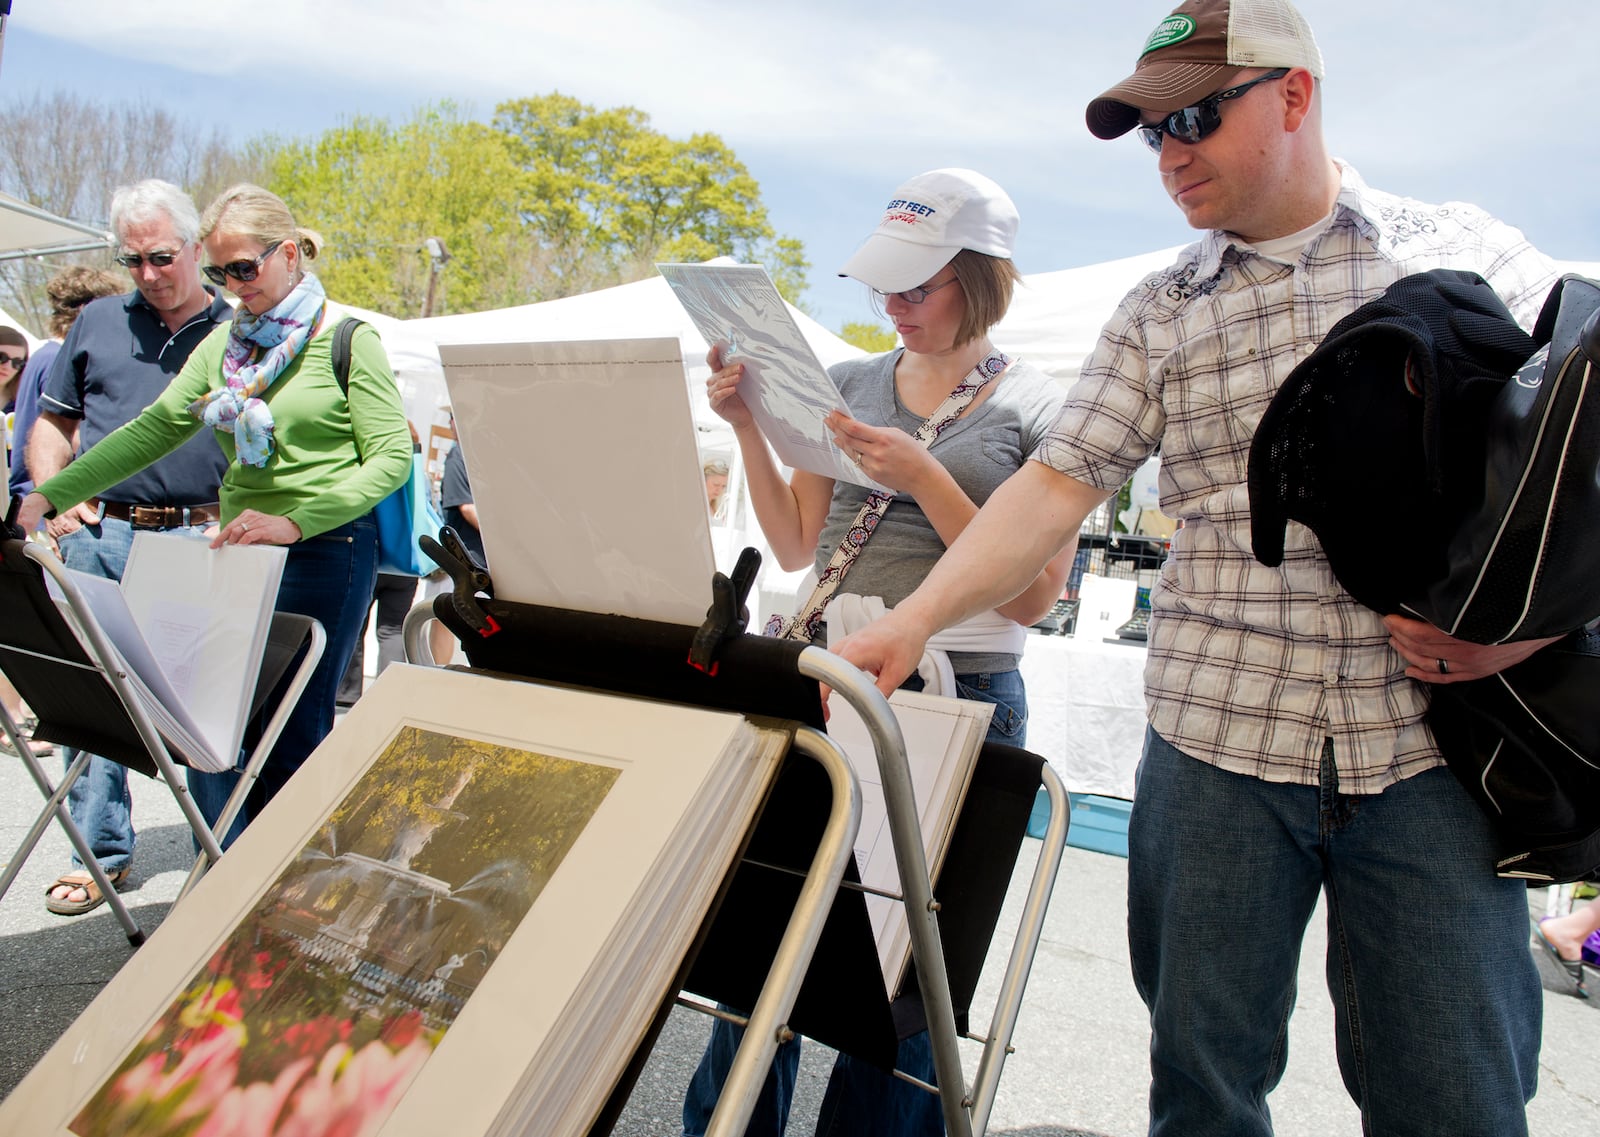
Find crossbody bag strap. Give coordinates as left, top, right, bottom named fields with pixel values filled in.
left=766, top=351, right=1012, bottom=641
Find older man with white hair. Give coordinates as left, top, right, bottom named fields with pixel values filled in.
left=28, top=179, right=232, bottom=916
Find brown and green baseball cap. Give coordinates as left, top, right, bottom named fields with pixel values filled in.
left=1087, top=0, right=1324, bottom=140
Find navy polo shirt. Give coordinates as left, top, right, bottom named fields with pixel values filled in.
left=440, top=441, right=485, bottom=567
left=38, top=287, right=232, bottom=506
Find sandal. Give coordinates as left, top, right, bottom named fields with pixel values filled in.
left=44, top=866, right=131, bottom=917
left=0, top=730, right=54, bottom=757
left=1533, top=918, right=1588, bottom=999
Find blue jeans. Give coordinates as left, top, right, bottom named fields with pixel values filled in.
left=1129, top=729, right=1539, bottom=1137
left=188, top=515, right=378, bottom=844
left=683, top=669, right=1027, bottom=1137
left=57, top=518, right=209, bottom=872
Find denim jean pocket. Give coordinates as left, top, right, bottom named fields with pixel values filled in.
left=953, top=672, right=1028, bottom=741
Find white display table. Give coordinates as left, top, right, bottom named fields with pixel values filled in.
left=1018, top=633, right=1148, bottom=800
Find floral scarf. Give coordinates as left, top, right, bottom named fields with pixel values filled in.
left=187, top=272, right=327, bottom=467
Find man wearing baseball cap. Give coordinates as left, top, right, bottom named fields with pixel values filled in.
left=833, top=2, right=1560, bottom=1133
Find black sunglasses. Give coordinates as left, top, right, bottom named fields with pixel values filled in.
left=1137, top=68, right=1290, bottom=154
left=113, top=247, right=184, bottom=270
left=202, top=240, right=284, bottom=286
left=0, top=351, right=25, bottom=368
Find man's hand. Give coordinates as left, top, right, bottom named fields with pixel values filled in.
left=829, top=609, right=930, bottom=699
left=44, top=502, right=100, bottom=541
left=1383, top=613, right=1562, bottom=684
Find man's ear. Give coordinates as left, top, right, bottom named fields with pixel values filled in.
left=1281, top=67, right=1317, bottom=132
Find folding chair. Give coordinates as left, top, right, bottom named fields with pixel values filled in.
left=0, top=536, right=324, bottom=944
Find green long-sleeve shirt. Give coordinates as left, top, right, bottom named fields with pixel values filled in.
left=40, top=309, right=412, bottom=539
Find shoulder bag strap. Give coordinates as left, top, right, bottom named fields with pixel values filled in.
left=766, top=351, right=1012, bottom=641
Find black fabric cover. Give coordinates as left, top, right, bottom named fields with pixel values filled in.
left=439, top=593, right=1045, bottom=1066
left=1428, top=624, right=1600, bottom=883
left=439, top=594, right=826, bottom=730
left=0, top=538, right=162, bottom=776
left=0, top=539, right=319, bottom=780
left=1249, top=269, right=1535, bottom=615
left=1249, top=271, right=1600, bottom=883
left=1416, top=275, right=1600, bottom=642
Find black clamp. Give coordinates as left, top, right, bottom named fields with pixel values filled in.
left=688, top=546, right=762, bottom=675
left=421, top=526, right=500, bottom=638
left=4, top=496, right=23, bottom=543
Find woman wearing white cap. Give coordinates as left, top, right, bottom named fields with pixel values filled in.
left=688, top=168, right=1073, bottom=1136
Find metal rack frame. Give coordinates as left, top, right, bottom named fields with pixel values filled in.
left=403, top=591, right=1068, bottom=1137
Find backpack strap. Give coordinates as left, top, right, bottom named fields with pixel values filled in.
left=330, top=316, right=366, bottom=397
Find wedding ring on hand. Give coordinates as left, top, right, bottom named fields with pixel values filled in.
left=241, top=521, right=250, bottom=533
left=855, top=450, right=864, bottom=463
left=1437, top=658, right=1449, bottom=675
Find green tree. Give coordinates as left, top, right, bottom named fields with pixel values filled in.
left=492, top=93, right=808, bottom=303
left=267, top=106, right=529, bottom=316
left=839, top=321, right=897, bottom=353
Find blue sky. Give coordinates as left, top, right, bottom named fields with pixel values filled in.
left=2, top=0, right=1595, bottom=334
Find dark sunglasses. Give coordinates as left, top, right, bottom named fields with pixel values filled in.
left=113, top=247, right=184, bottom=269
left=1137, top=68, right=1290, bottom=154
left=872, top=276, right=959, bottom=305
left=0, top=351, right=25, bottom=368
left=202, top=240, right=284, bottom=286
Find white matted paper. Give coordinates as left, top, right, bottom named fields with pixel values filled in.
left=439, top=337, right=717, bottom=626
left=48, top=534, right=285, bottom=772
left=825, top=690, right=991, bottom=986
left=0, top=665, right=786, bottom=1137
left=658, top=262, right=884, bottom=490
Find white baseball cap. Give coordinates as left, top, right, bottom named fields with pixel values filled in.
left=838, top=168, right=1019, bottom=293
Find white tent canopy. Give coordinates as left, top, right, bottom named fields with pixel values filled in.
left=377, top=265, right=864, bottom=458
left=0, top=192, right=112, bottom=264
left=996, top=246, right=1188, bottom=388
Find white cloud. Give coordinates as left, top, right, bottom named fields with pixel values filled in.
left=12, top=0, right=1599, bottom=327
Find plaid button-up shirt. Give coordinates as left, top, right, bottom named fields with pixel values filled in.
left=1035, top=163, right=1557, bottom=793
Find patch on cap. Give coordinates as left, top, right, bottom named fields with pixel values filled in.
left=1141, top=14, right=1197, bottom=56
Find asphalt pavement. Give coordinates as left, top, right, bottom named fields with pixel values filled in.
left=3, top=734, right=1596, bottom=1135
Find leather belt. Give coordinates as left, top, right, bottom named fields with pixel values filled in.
left=94, top=499, right=221, bottom=529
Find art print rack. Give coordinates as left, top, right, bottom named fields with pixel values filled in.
left=413, top=534, right=1072, bottom=1137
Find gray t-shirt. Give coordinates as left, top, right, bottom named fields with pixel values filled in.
left=814, top=350, right=1063, bottom=671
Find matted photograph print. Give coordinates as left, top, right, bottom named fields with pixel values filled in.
left=69, top=725, right=620, bottom=1137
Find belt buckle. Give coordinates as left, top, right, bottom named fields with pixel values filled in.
left=131, top=505, right=173, bottom=529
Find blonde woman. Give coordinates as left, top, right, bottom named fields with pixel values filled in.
left=19, top=185, right=411, bottom=838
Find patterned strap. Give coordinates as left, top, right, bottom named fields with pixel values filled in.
left=765, top=352, right=1011, bottom=641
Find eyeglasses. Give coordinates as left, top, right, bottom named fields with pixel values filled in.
left=0, top=351, right=25, bottom=369
left=202, top=241, right=284, bottom=286
left=113, top=247, right=184, bottom=270
left=1136, top=68, right=1290, bottom=154
left=873, top=276, right=959, bottom=305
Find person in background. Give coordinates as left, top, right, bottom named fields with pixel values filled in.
left=9, top=266, right=125, bottom=500
left=832, top=3, right=1559, bottom=1134
left=0, top=325, right=28, bottom=423
left=684, top=167, right=1071, bottom=1137
left=429, top=414, right=482, bottom=666
left=18, top=184, right=411, bottom=845
left=26, top=181, right=232, bottom=916
left=1533, top=896, right=1600, bottom=999
left=702, top=457, right=729, bottom=519
left=1, top=323, right=37, bottom=752
left=338, top=420, right=425, bottom=706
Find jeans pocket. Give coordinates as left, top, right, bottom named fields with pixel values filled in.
left=953, top=674, right=1028, bottom=741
